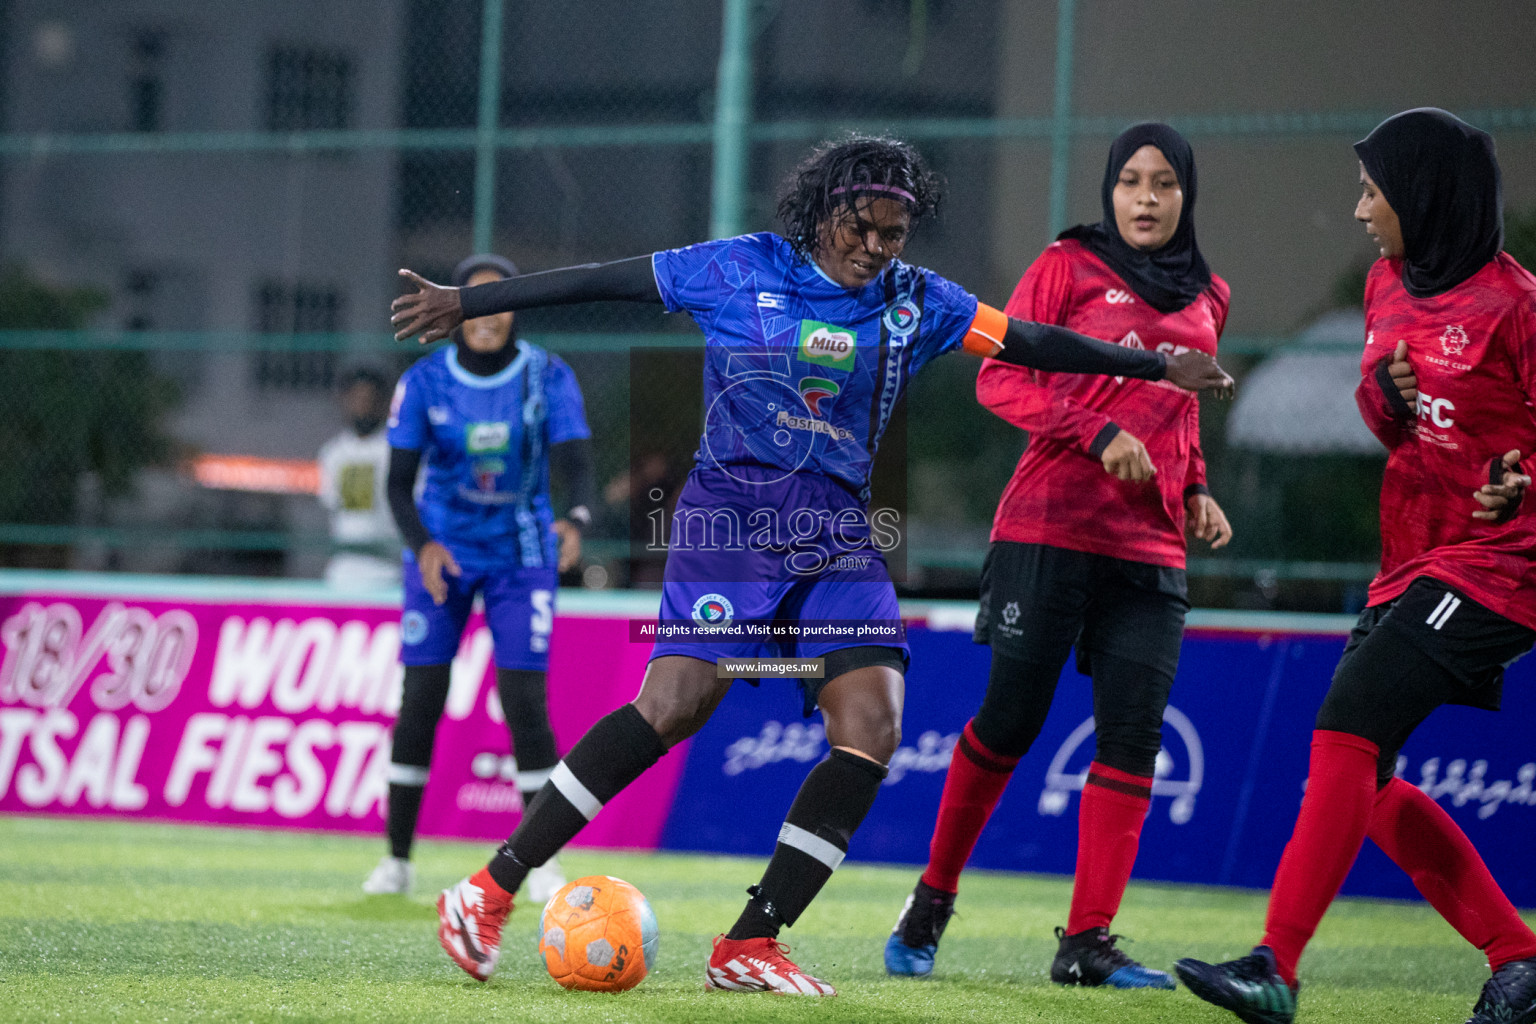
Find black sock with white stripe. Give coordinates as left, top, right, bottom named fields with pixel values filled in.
left=727, top=748, right=888, bottom=940
left=486, top=702, right=666, bottom=894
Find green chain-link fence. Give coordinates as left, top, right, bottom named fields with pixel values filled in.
left=5, top=0, right=1536, bottom=609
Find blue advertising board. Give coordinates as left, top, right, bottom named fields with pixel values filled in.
left=660, top=615, right=1536, bottom=907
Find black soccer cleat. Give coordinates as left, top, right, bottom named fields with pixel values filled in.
left=1467, top=956, right=1536, bottom=1024
left=883, top=879, right=956, bottom=977
left=1175, top=945, right=1298, bottom=1024
left=1050, top=925, right=1175, bottom=990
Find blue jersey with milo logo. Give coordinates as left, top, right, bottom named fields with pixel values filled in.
left=651, top=233, right=978, bottom=497
left=388, top=343, right=590, bottom=570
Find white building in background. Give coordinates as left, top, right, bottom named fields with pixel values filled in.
left=1227, top=311, right=1383, bottom=456
left=4, top=0, right=404, bottom=457
left=2, top=1, right=406, bottom=572
left=5, top=0, right=1536, bottom=582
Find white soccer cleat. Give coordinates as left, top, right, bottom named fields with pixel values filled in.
left=706, top=934, right=837, bottom=996
left=361, top=856, right=413, bottom=895
left=525, top=857, right=566, bottom=905
left=436, top=875, right=514, bottom=981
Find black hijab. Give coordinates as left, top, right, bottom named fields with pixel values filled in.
left=1354, top=108, right=1503, bottom=298
left=1058, top=122, right=1212, bottom=314
left=451, top=253, right=521, bottom=376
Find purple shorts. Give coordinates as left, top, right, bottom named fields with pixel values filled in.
left=650, top=468, right=908, bottom=667
left=400, top=557, right=558, bottom=670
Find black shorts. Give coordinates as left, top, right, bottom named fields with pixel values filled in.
left=1343, top=576, right=1533, bottom=711
left=973, top=541, right=1189, bottom=680
left=1316, top=576, right=1535, bottom=782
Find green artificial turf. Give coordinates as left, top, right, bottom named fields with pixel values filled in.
left=0, top=816, right=1517, bottom=1023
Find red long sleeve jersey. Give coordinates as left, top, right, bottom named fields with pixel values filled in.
left=1355, top=253, right=1536, bottom=628
left=980, top=239, right=1229, bottom=568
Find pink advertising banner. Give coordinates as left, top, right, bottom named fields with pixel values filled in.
left=0, top=590, right=684, bottom=850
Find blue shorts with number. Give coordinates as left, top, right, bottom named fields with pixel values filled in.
left=399, top=556, right=558, bottom=670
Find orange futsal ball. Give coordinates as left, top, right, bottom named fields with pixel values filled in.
left=538, top=875, right=658, bottom=992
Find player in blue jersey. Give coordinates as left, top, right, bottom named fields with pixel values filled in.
left=392, top=135, right=1233, bottom=992
left=362, top=253, right=595, bottom=905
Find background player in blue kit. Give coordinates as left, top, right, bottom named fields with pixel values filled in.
left=361, top=253, right=595, bottom=903
left=392, top=135, right=1232, bottom=991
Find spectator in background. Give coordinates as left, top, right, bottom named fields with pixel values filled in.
left=317, top=367, right=400, bottom=589
left=602, top=449, right=681, bottom=587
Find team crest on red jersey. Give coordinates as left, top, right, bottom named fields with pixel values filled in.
left=1441, top=324, right=1469, bottom=357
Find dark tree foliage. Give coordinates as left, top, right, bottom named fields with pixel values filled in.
left=0, top=267, right=178, bottom=530
left=1503, top=206, right=1536, bottom=270
left=1330, top=206, right=1536, bottom=310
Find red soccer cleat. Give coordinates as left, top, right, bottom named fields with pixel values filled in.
left=706, top=934, right=837, bottom=996
left=437, top=874, right=514, bottom=981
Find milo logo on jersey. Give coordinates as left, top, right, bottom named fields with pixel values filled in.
left=465, top=422, right=511, bottom=492
left=798, top=320, right=857, bottom=371
left=465, top=421, right=511, bottom=454
left=797, top=376, right=840, bottom=416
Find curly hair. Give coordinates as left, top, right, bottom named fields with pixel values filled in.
left=776, top=134, right=943, bottom=260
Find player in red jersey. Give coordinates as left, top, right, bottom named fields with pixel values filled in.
left=885, top=123, right=1233, bottom=988
left=1176, top=108, right=1536, bottom=1024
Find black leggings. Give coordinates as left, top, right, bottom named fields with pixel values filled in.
left=971, top=649, right=1173, bottom=778
left=1315, top=579, right=1536, bottom=788
left=1314, top=626, right=1445, bottom=788
left=391, top=665, right=558, bottom=773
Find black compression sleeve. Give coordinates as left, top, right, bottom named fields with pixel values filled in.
left=1374, top=356, right=1415, bottom=419
left=992, top=318, right=1168, bottom=380
left=550, top=438, right=596, bottom=525
left=460, top=256, right=663, bottom=318
left=386, top=447, right=431, bottom=554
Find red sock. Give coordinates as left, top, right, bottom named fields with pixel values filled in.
left=920, top=720, right=1020, bottom=893
left=1369, top=777, right=1536, bottom=970
left=471, top=865, right=513, bottom=903
left=1066, top=761, right=1152, bottom=934
left=1261, top=730, right=1380, bottom=985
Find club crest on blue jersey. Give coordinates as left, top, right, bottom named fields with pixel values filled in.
left=882, top=298, right=921, bottom=337
left=691, top=593, right=735, bottom=630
